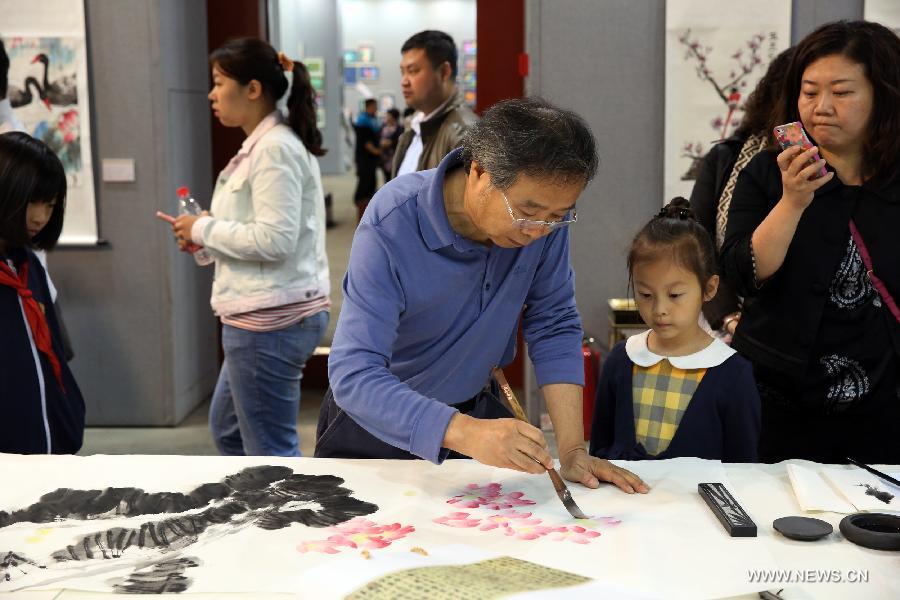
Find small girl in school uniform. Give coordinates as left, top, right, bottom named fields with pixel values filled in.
left=590, top=198, right=760, bottom=462
left=0, top=132, right=85, bottom=454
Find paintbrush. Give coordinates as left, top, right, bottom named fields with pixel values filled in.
left=491, top=367, right=588, bottom=519
left=846, top=457, right=900, bottom=489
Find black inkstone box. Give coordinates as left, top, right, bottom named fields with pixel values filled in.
left=698, top=483, right=757, bottom=537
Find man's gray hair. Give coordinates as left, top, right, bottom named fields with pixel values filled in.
left=459, top=97, right=598, bottom=189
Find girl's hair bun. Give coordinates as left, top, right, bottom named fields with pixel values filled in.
left=655, top=196, right=695, bottom=221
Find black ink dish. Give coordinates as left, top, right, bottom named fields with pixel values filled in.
left=839, top=513, right=900, bottom=551
left=773, top=516, right=833, bottom=541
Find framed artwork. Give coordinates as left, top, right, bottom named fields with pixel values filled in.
left=359, top=66, right=379, bottom=82
left=305, top=56, right=325, bottom=78
left=664, top=0, right=791, bottom=202
left=1, top=0, right=98, bottom=244
left=343, top=67, right=358, bottom=85
left=865, top=0, right=900, bottom=35
left=358, top=44, right=374, bottom=63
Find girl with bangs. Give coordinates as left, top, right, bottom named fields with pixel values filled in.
left=0, top=131, right=85, bottom=454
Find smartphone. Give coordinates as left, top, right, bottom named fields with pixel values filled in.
left=156, top=211, right=201, bottom=253
left=155, top=211, right=176, bottom=224
left=773, top=122, right=827, bottom=178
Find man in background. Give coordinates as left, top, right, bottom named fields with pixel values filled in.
left=353, top=98, right=381, bottom=221
left=393, top=30, right=477, bottom=177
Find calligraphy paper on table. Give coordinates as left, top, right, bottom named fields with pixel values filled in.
left=0, top=455, right=782, bottom=599
left=786, top=463, right=855, bottom=514
left=822, top=467, right=899, bottom=512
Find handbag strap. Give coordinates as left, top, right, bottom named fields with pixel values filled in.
left=849, top=219, right=900, bottom=323
left=715, top=134, right=767, bottom=250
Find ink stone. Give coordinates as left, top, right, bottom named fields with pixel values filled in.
left=772, top=516, right=833, bottom=541
left=839, top=513, right=900, bottom=551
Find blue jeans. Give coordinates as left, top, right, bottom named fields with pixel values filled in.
left=210, top=311, right=328, bottom=456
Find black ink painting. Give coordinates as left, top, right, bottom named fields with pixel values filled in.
left=0, top=466, right=378, bottom=593
left=857, top=483, right=895, bottom=505
left=108, top=556, right=200, bottom=594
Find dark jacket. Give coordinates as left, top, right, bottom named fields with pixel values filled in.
left=354, top=121, right=381, bottom=168
left=720, top=151, right=900, bottom=378
left=0, top=248, right=85, bottom=454
left=689, top=135, right=747, bottom=329
left=391, top=92, right=477, bottom=177
left=589, top=341, right=760, bottom=462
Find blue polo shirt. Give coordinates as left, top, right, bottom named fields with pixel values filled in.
left=328, top=149, right=584, bottom=463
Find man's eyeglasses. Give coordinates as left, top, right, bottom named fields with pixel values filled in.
left=500, top=190, right=578, bottom=231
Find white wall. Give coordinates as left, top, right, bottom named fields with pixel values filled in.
left=340, top=0, right=475, bottom=116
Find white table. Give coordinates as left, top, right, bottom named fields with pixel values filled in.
left=0, top=454, right=896, bottom=599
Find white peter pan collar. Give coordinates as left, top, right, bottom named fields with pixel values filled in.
left=625, top=329, right=735, bottom=369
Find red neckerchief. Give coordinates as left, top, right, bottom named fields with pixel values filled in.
left=0, top=256, right=66, bottom=393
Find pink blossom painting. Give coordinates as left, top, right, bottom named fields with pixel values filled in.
left=297, top=517, right=415, bottom=555
left=676, top=30, right=780, bottom=180
left=664, top=0, right=791, bottom=203
left=447, top=482, right=536, bottom=510
left=435, top=484, right=621, bottom=546
left=433, top=511, right=482, bottom=528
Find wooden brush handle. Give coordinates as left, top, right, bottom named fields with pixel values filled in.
left=492, top=367, right=528, bottom=422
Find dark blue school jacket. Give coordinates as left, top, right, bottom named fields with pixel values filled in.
left=0, top=247, right=84, bottom=454
left=589, top=340, right=760, bottom=462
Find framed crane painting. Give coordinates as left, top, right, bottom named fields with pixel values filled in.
left=0, top=0, right=98, bottom=245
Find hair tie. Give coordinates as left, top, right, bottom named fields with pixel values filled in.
left=277, top=52, right=295, bottom=72
left=655, top=207, right=692, bottom=221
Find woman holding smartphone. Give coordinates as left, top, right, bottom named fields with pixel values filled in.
left=720, top=20, right=900, bottom=464
left=171, top=38, right=330, bottom=457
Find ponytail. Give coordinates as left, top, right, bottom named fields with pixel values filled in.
left=285, top=61, right=327, bottom=157
left=210, top=38, right=326, bottom=156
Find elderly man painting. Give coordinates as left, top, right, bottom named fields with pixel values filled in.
left=317, top=98, right=648, bottom=495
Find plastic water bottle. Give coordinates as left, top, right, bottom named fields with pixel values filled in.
left=177, top=186, right=214, bottom=266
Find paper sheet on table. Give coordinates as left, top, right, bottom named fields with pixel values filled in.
left=0, top=455, right=779, bottom=600
left=786, top=463, right=855, bottom=513
left=821, top=467, right=900, bottom=512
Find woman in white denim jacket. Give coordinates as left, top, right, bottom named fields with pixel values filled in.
left=172, top=38, right=329, bottom=456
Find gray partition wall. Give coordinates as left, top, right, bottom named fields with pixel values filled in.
left=48, top=0, right=218, bottom=426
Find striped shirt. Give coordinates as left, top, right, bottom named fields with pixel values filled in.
left=221, top=294, right=330, bottom=332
